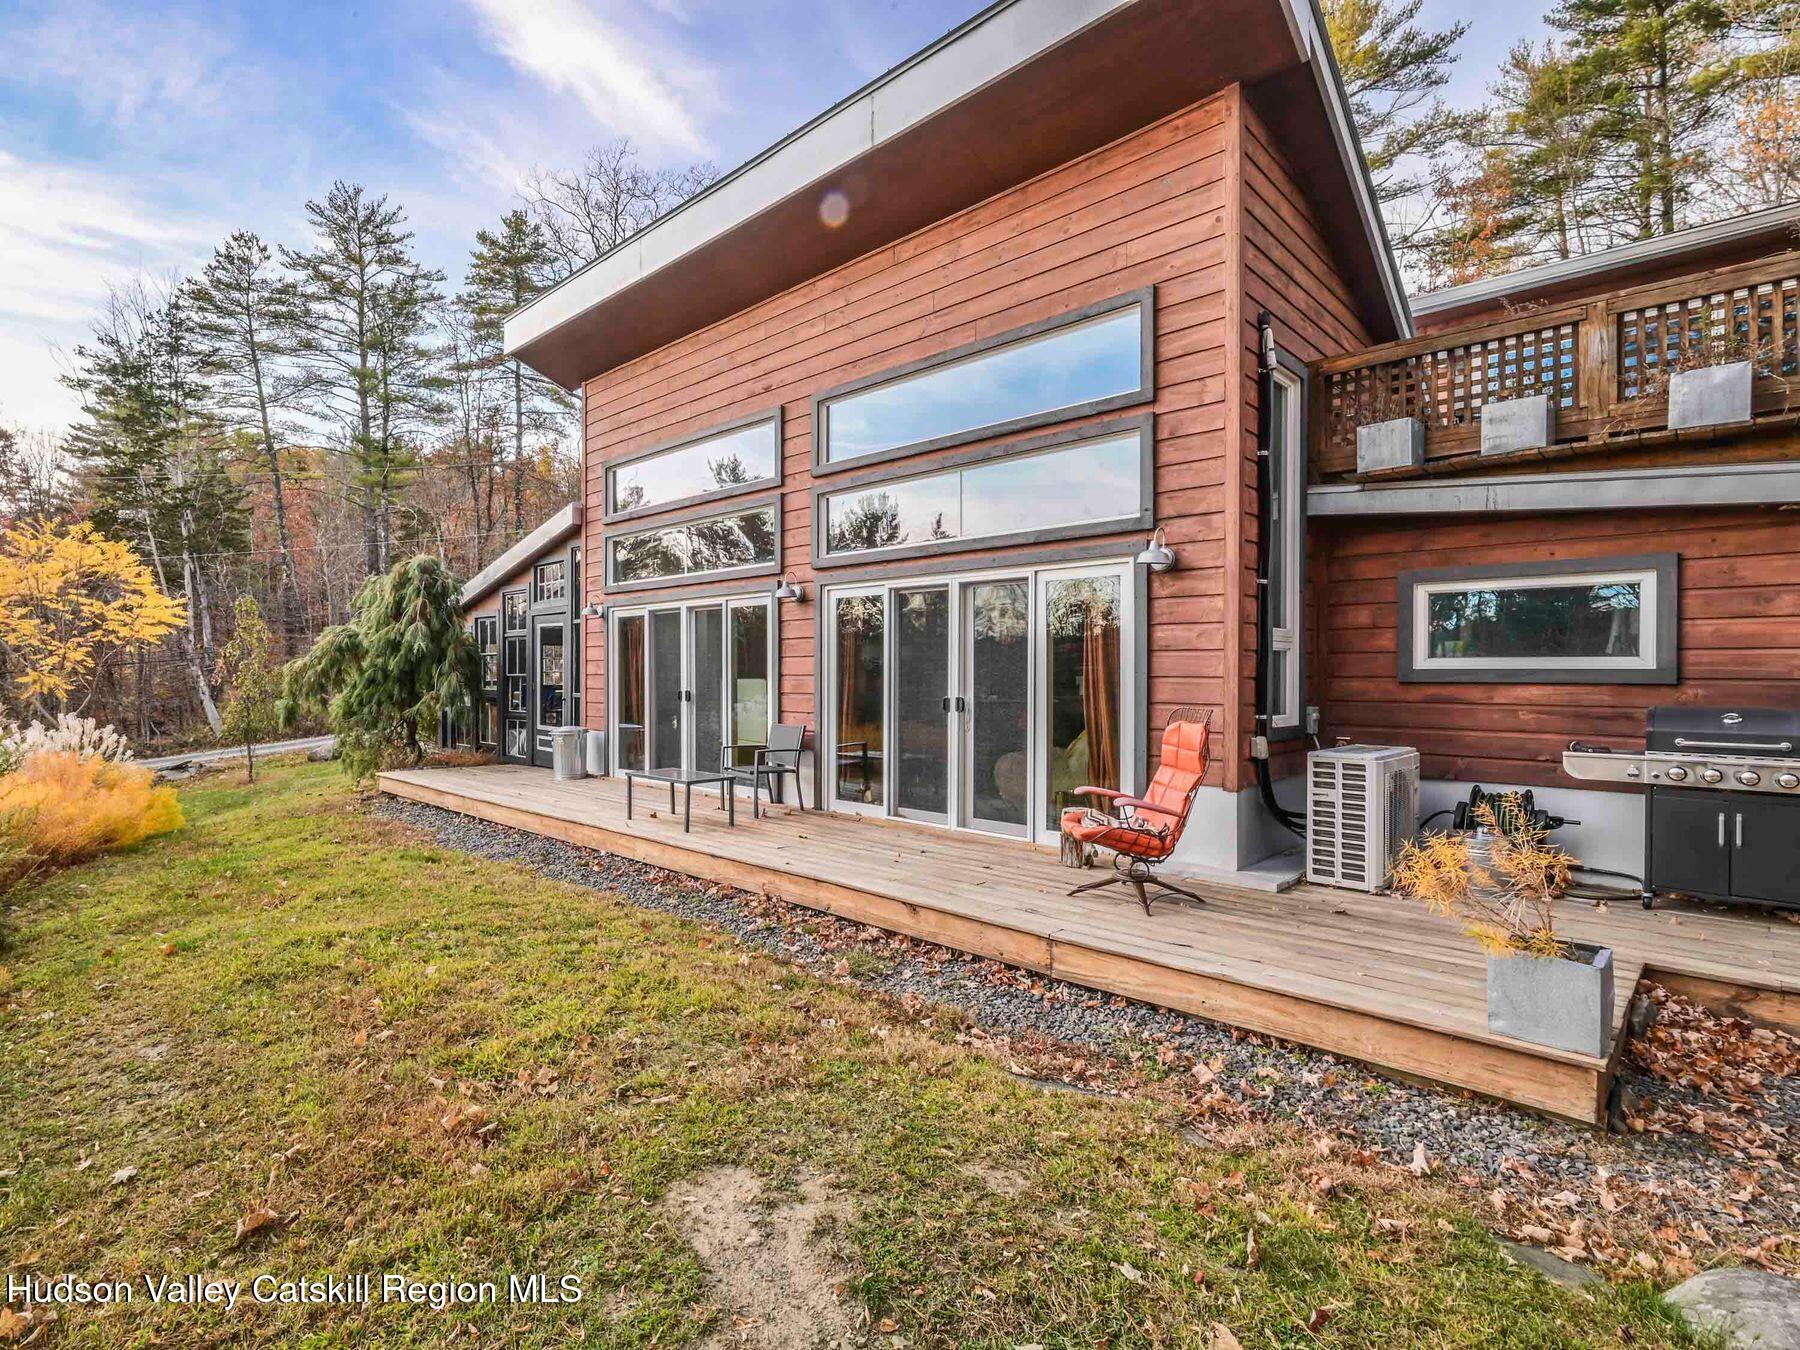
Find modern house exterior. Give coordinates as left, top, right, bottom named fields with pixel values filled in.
left=471, top=0, right=1800, bottom=888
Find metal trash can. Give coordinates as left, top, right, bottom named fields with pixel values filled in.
left=585, top=729, right=608, bottom=777
left=550, top=727, right=586, bottom=781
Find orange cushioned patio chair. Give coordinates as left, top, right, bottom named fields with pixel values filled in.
left=1059, top=708, right=1213, bottom=915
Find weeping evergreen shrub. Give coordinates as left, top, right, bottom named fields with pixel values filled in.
left=279, top=555, right=480, bottom=781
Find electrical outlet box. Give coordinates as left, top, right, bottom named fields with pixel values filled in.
left=1250, top=735, right=1271, bottom=760
left=1305, top=706, right=1321, bottom=735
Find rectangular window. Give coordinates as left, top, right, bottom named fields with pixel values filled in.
left=608, top=415, right=780, bottom=516
left=817, top=293, right=1150, bottom=467
left=478, top=702, right=498, bottom=748
left=608, top=504, right=779, bottom=587
left=503, top=591, right=528, bottom=634
left=1267, top=367, right=1304, bottom=730
left=475, top=616, right=499, bottom=693
left=1398, top=555, right=1677, bottom=684
left=534, top=560, right=567, bottom=604
left=730, top=602, right=770, bottom=751
left=820, top=428, right=1145, bottom=562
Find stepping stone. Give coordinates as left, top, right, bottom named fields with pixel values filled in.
left=1667, top=1269, right=1800, bottom=1348
left=1496, top=1240, right=1600, bottom=1291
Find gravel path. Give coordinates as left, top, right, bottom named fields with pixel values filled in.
left=370, top=794, right=1800, bottom=1266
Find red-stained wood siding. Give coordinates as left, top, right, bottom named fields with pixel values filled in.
left=1310, top=505, right=1800, bottom=789
left=1236, top=93, right=1373, bottom=783
left=582, top=88, right=1243, bottom=785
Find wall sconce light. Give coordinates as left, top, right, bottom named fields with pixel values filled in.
left=1135, top=526, right=1177, bottom=573
left=771, top=573, right=807, bottom=604
left=581, top=603, right=604, bottom=619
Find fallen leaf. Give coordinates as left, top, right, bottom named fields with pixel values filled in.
left=1116, top=1261, right=1143, bottom=1283
left=1409, top=1141, right=1432, bottom=1177
left=110, top=1166, right=138, bottom=1186
left=1306, top=1306, right=1338, bottom=1334
left=233, top=1205, right=282, bottom=1246
left=1206, top=1324, right=1246, bottom=1350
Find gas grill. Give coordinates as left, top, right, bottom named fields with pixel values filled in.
left=1563, top=706, right=1800, bottom=913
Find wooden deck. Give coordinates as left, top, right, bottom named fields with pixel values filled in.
left=378, top=764, right=1800, bottom=1126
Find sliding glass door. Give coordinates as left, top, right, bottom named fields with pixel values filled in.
left=610, top=597, right=775, bottom=779
left=824, top=560, right=1132, bottom=845
left=962, top=579, right=1030, bottom=836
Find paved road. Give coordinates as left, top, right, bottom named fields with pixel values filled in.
left=139, top=735, right=336, bottom=770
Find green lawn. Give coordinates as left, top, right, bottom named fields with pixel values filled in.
left=0, top=759, right=1706, bottom=1346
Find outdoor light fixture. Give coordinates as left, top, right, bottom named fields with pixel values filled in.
left=772, top=573, right=807, bottom=603
left=1135, top=526, right=1176, bottom=573
left=581, top=603, right=604, bottom=619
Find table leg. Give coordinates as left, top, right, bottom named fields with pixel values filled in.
left=626, top=776, right=633, bottom=820
left=726, top=777, right=735, bottom=827
left=683, top=783, right=692, bottom=833
left=670, top=782, right=677, bottom=813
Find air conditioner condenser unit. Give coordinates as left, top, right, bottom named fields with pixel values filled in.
left=1305, top=745, right=1420, bottom=892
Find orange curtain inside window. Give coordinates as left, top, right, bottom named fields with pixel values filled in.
left=1081, top=598, right=1119, bottom=793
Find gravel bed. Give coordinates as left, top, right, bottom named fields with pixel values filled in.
left=370, top=795, right=1800, bottom=1246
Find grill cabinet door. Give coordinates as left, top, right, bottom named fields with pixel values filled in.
left=1728, top=798, right=1800, bottom=906
left=1649, top=790, right=1731, bottom=900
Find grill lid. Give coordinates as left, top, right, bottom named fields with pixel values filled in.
left=1646, top=706, right=1800, bottom=754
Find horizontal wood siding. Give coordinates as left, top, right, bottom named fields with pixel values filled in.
left=1311, top=504, right=1800, bottom=788
left=583, top=90, right=1241, bottom=785
left=1237, top=95, right=1372, bottom=782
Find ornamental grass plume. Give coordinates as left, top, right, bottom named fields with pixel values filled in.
left=0, top=714, right=134, bottom=775
left=1390, top=799, right=1575, bottom=959
left=0, top=750, right=182, bottom=873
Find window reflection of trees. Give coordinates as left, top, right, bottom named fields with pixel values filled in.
left=612, top=507, right=777, bottom=582
left=1427, top=581, right=1643, bottom=659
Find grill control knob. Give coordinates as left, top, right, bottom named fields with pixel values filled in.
left=1737, top=769, right=1762, bottom=787
left=1701, top=768, right=1724, bottom=784
left=1779, top=773, right=1800, bottom=790
left=1665, top=766, right=1689, bottom=782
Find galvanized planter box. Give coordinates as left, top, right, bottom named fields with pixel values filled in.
left=1668, top=360, right=1752, bottom=431
left=1480, top=393, right=1555, bottom=456
left=1356, top=416, right=1425, bottom=474
left=1486, top=942, right=1614, bottom=1058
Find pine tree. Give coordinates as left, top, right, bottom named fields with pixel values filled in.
left=282, top=183, right=446, bottom=578
left=1552, top=0, right=1738, bottom=237
left=64, top=282, right=248, bottom=735
left=184, top=231, right=308, bottom=644
left=278, top=554, right=478, bottom=780
left=1324, top=0, right=1479, bottom=260
left=460, top=210, right=573, bottom=542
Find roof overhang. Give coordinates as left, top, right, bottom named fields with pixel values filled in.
left=459, top=502, right=581, bottom=609
left=506, top=0, right=1409, bottom=389
left=1412, top=203, right=1800, bottom=328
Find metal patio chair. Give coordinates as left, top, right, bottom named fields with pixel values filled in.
left=1058, top=708, right=1213, bottom=915
left=722, top=722, right=808, bottom=818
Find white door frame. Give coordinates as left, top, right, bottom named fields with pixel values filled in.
left=820, top=556, right=1137, bottom=846
left=607, top=594, right=777, bottom=778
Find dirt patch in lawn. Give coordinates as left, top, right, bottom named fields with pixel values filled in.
left=664, top=1166, right=862, bottom=1348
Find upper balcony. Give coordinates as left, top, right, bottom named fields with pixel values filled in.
left=1312, top=249, right=1800, bottom=483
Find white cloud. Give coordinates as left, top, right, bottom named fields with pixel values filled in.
left=0, top=150, right=222, bottom=434
left=12, top=0, right=253, bottom=131
left=460, top=0, right=712, bottom=154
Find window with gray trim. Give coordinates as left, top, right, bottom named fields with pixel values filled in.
left=818, top=298, right=1149, bottom=465
left=820, top=429, right=1145, bottom=560
left=1397, top=554, right=1678, bottom=684
left=608, top=505, right=778, bottom=585
left=607, top=415, right=779, bottom=515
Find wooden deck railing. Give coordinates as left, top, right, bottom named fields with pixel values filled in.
left=1312, top=249, right=1800, bottom=479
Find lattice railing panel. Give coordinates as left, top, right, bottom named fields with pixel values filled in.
left=1617, top=277, right=1800, bottom=401
left=1323, top=322, right=1579, bottom=461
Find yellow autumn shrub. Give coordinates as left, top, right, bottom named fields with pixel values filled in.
left=0, top=750, right=183, bottom=869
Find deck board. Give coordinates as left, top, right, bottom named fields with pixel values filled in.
left=378, top=764, right=1800, bottom=1124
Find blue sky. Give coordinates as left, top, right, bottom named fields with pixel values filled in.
left=0, top=0, right=1543, bottom=435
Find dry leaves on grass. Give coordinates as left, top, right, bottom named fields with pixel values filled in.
left=233, top=1205, right=283, bottom=1247
left=0, top=1306, right=57, bottom=1343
